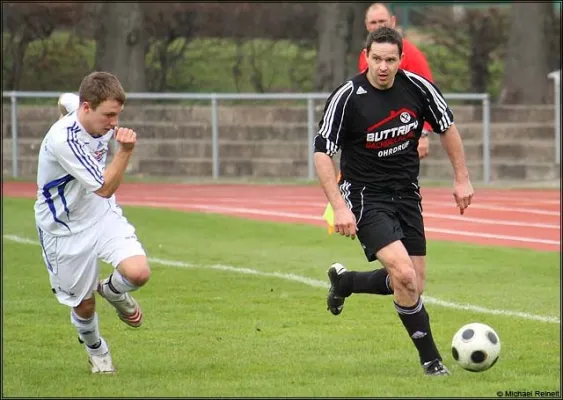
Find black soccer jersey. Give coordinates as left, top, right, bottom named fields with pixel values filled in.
left=314, top=69, right=454, bottom=190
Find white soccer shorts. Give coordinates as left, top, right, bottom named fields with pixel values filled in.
left=37, top=207, right=147, bottom=307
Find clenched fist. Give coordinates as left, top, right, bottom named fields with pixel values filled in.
left=114, top=127, right=137, bottom=151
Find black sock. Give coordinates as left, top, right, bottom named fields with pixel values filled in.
left=339, top=268, right=393, bottom=296
left=395, top=297, right=441, bottom=365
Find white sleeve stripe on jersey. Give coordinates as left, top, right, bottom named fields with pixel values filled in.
left=403, top=70, right=453, bottom=131
left=334, top=87, right=354, bottom=151
left=403, top=70, right=448, bottom=110
left=68, top=123, right=105, bottom=180
left=318, top=81, right=353, bottom=139
left=65, top=126, right=104, bottom=185
left=318, top=81, right=353, bottom=156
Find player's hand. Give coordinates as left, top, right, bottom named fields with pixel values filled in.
left=333, top=206, right=358, bottom=240
left=453, top=178, right=474, bottom=215
left=114, top=127, right=137, bottom=151
left=417, top=135, right=430, bottom=159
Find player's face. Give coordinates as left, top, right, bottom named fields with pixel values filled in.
left=365, top=6, right=396, bottom=32
left=366, top=42, right=403, bottom=90
left=81, top=100, right=123, bottom=136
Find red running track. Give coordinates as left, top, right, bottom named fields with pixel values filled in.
left=3, top=182, right=560, bottom=252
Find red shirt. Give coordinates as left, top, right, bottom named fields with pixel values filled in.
left=358, top=37, right=433, bottom=131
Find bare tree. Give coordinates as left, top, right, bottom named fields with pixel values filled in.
left=414, top=6, right=508, bottom=95
left=143, top=3, right=201, bottom=92
left=315, top=3, right=353, bottom=91
left=2, top=2, right=78, bottom=90
left=94, top=2, right=147, bottom=92
left=467, top=8, right=508, bottom=94
left=499, top=3, right=555, bottom=104
left=349, top=2, right=372, bottom=72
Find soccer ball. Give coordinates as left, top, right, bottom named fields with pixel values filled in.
left=451, top=322, right=501, bottom=372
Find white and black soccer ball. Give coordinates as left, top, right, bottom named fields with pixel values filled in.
left=451, top=322, right=501, bottom=372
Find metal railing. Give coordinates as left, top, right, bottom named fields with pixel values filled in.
left=548, top=70, right=561, bottom=165
left=2, top=91, right=491, bottom=183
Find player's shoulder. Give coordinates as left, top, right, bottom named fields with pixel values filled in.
left=398, top=69, right=433, bottom=87
left=46, top=113, right=79, bottom=145
left=338, top=73, right=371, bottom=92
left=332, top=77, right=356, bottom=93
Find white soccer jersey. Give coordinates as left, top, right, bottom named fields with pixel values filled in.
left=34, top=111, right=115, bottom=236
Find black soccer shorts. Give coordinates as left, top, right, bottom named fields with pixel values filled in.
left=342, top=185, right=426, bottom=262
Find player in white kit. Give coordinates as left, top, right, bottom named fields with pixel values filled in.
left=34, top=72, right=151, bottom=374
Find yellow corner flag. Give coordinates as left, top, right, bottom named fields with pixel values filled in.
left=322, top=203, right=335, bottom=234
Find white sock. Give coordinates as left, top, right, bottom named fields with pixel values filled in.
left=86, top=337, right=109, bottom=356
left=70, top=310, right=101, bottom=349
left=106, top=270, right=139, bottom=298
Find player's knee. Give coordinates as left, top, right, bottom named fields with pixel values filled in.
left=119, top=256, right=151, bottom=286
left=74, top=297, right=96, bottom=318
left=389, top=264, right=417, bottom=294
left=128, top=265, right=150, bottom=287
left=129, top=263, right=150, bottom=286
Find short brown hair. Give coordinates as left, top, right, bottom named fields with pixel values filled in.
left=365, top=26, right=403, bottom=56
left=78, top=71, right=126, bottom=110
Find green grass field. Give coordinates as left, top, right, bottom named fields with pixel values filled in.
left=2, top=197, right=560, bottom=397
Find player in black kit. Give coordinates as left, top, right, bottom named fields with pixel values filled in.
left=313, top=27, right=474, bottom=376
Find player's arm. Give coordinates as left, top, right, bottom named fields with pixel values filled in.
left=57, top=93, right=80, bottom=119
left=51, top=127, right=136, bottom=199
left=313, top=81, right=357, bottom=237
left=50, top=131, right=106, bottom=194
left=439, top=124, right=470, bottom=182
left=95, top=127, right=137, bottom=198
left=405, top=71, right=474, bottom=213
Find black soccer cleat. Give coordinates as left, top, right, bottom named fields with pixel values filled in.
left=423, top=359, right=450, bottom=376
left=327, top=263, right=347, bottom=316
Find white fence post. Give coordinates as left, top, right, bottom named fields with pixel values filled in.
left=482, top=94, right=491, bottom=185
left=548, top=70, right=561, bottom=164
left=10, top=93, right=19, bottom=178
left=211, top=95, right=219, bottom=179
left=307, top=97, right=315, bottom=180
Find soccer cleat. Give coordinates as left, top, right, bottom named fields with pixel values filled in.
left=423, top=359, right=450, bottom=376
left=88, top=351, right=116, bottom=374
left=327, top=263, right=348, bottom=316
left=97, top=279, right=143, bottom=328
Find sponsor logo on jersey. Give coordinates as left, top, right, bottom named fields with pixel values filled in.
left=365, top=108, right=419, bottom=154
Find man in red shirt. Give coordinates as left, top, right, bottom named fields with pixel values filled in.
left=359, top=2, right=434, bottom=159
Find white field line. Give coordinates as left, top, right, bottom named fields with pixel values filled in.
left=120, top=201, right=561, bottom=245
left=423, top=201, right=560, bottom=216
left=3, top=234, right=560, bottom=324
left=117, top=194, right=561, bottom=209
left=117, top=198, right=560, bottom=230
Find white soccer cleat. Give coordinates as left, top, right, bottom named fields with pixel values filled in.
left=97, top=279, right=143, bottom=328
left=88, top=351, right=116, bottom=374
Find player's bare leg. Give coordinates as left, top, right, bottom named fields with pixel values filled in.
left=410, top=256, right=426, bottom=295
left=376, top=241, right=449, bottom=376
